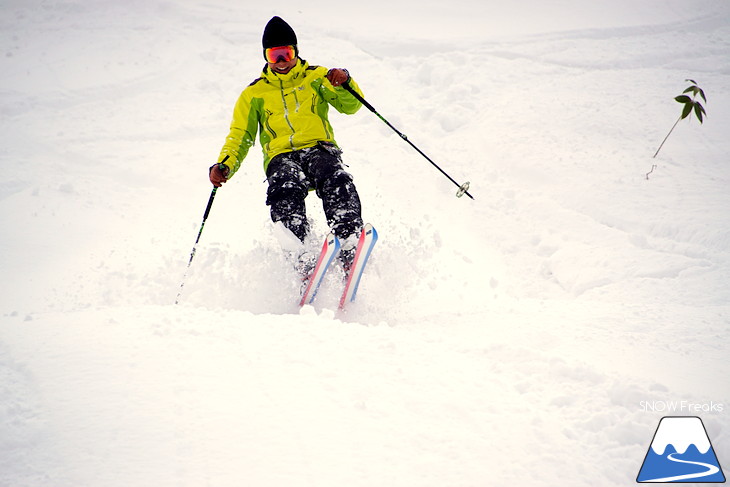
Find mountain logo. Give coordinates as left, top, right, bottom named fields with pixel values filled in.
left=637, top=416, right=726, bottom=483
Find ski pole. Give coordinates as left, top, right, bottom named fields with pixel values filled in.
left=175, top=156, right=228, bottom=304
left=342, top=81, right=473, bottom=200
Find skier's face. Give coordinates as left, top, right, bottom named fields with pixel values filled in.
left=268, top=57, right=297, bottom=74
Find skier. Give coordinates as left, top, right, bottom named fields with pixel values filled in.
left=209, top=16, right=366, bottom=273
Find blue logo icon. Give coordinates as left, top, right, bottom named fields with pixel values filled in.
left=637, top=416, right=726, bottom=483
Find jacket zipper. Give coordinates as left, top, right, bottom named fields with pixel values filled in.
left=279, top=80, right=296, bottom=150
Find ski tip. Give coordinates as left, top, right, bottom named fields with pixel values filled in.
left=362, top=223, right=378, bottom=239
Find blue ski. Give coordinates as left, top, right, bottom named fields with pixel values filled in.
left=339, top=223, right=378, bottom=309
left=299, top=232, right=340, bottom=306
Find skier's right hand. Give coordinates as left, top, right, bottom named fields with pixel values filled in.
left=209, top=163, right=230, bottom=187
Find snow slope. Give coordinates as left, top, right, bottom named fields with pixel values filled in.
left=1, top=0, right=729, bottom=485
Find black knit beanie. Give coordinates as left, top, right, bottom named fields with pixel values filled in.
left=262, top=16, right=298, bottom=49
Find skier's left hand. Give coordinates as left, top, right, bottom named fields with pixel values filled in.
left=326, top=68, right=349, bottom=87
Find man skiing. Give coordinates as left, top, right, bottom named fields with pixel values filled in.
left=209, top=16, right=366, bottom=273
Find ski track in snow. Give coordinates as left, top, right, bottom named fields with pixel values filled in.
left=1, top=1, right=729, bottom=486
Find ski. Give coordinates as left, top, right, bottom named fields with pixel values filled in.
left=339, top=223, right=378, bottom=310
left=299, top=232, right=341, bottom=306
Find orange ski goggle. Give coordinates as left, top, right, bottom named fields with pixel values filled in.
left=264, top=45, right=296, bottom=63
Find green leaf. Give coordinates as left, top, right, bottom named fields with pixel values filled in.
left=686, top=78, right=697, bottom=84
left=696, top=102, right=706, bottom=115
left=698, top=88, right=707, bottom=103
left=681, top=102, right=693, bottom=119
left=694, top=103, right=704, bottom=123
left=675, top=95, right=692, bottom=104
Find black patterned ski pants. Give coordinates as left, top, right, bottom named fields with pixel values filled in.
left=265, top=142, right=363, bottom=242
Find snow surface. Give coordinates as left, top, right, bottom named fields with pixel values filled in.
left=1, top=0, right=729, bottom=485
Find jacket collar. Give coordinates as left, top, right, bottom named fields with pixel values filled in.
left=262, top=58, right=309, bottom=85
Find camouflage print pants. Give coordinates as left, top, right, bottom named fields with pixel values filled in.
left=265, top=142, right=363, bottom=242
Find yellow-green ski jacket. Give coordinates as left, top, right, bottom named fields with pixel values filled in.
left=217, top=58, right=364, bottom=176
